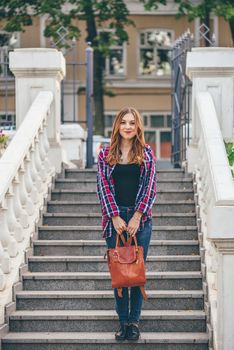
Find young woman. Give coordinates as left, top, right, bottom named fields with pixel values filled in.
left=96, top=107, right=157, bottom=341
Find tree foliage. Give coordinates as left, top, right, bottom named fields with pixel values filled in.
left=0, top=0, right=134, bottom=134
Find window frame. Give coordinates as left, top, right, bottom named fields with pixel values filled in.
left=0, top=112, right=16, bottom=129
left=137, top=28, right=174, bottom=79
left=98, top=29, right=127, bottom=79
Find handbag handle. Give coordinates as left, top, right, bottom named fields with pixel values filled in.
left=115, top=234, right=138, bottom=250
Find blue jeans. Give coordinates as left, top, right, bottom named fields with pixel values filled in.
left=105, top=205, right=152, bottom=325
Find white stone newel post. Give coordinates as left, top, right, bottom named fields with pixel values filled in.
left=9, top=48, right=66, bottom=173
left=186, top=48, right=234, bottom=173
left=186, top=48, right=234, bottom=350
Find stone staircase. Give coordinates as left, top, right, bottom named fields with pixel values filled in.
left=1, top=168, right=211, bottom=349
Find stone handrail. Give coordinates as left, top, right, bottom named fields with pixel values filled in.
left=0, top=91, right=55, bottom=324
left=194, top=91, right=234, bottom=350
left=195, top=92, right=234, bottom=227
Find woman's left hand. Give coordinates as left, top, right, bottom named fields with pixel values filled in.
left=126, top=216, right=141, bottom=236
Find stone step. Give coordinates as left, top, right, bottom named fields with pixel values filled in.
left=28, top=255, right=201, bottom=272
left=15, top=290, right=204, bottom=311
left=42, top=213, right=197, bottom=226
left=1, top=331, right=209, bottom=350
left=22, top=271, right=203, bottom=291
left=33, top=239, right=199, bottom=256
left=9, top=309, right=206, bottom=333
left=55, top=179, right=193, bottom=191
left=38, top=225, right=198, bottom=241
left=51, top=189, right=194, bottom=201
left=65, top=168, right=192, bottom=181
left=46, top=201, right=195, bottom=214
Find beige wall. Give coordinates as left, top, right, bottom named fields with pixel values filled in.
left=218, top=17, right=233, bottom=47
left=104, top=87, right=170, bottom=111
left=0, top=95, right=15, bottom=113
left=20, top=17, right=41, bottom=48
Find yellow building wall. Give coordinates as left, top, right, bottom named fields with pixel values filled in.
left=104, top=88, right=170, bottom=111
left=218, top=17, right=233, bottom=47
left=20, top=17, right=41, bottom=48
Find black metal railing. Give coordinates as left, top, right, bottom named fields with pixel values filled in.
left=171, top=30, right=193, bottom=168
left=171, top=24, right=215, bottom=168
left=0, top=45, right=16, bottom=129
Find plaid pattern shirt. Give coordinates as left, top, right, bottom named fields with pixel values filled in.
left=96, top=144, right=157, bottom=238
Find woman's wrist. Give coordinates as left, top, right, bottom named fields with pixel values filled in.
left=112, top=214, right=120, bottom=219
left=133, top=211, right=142, bottom=221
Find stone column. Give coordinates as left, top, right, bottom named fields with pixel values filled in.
left=214, top=241, right=234, bottom=350
left=186, top=47, right=234, bottom=173
left=9, top=48, right=66, bottom=173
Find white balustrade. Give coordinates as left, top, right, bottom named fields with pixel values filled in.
left=0, top=48, right=66, bottom=327
left=189, top=91, right=234, bottom=350
left=0, top=91, right=55, bottom=325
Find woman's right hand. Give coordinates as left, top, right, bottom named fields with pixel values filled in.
left=112, top=216, right=127, bottom=235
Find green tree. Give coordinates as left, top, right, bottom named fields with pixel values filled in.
left=0, top=0, right=133, bottom=135
left=141, top=0, right=234, bottom=46
left=215, top=0, right=234, bottom=44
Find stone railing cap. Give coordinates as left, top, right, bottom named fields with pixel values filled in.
left=9, top=48, right=66, bottom=76
left=186, top=47, right=234, bottom=78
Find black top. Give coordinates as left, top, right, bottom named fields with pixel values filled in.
left=112, top=163, right=140, bottom=206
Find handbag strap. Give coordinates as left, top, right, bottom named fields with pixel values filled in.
left=115, top=234, right=138, bottom=250
left=117, top=286, right=148, bottom=301
left=115, top=234, right=125, bottom=248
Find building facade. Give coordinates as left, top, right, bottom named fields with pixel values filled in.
left=0, top=0, right=233, bottom=160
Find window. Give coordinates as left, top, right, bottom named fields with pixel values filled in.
left=150, top=114, right=171, bottom=128
left=143, top=115, right=148, bottom=127
left=99, top=31, right=125, bottom=77
left=167, top=114, right=172, bottom=127
left=151, top=115, right=164, bottom=127
left=0, top=114, right=16, bottom=129
left=0, top=32, right=19, bottom=78
left=105, top=114, right=115, bottom=128
left=139, top=29, right=172, bottom=76
left=104, top=113, right=116, bottom=137
left=160, top=131, right=171, bottom=158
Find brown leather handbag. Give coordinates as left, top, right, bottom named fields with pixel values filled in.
left=106, top=234, right=148, bottom=300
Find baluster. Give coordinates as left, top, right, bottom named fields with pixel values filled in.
left=0, top=205, right=11, bottom=274
left=39, top=123, right=54, bottom=185
left=30, top=143, right=42, bottom=196
left=24, top=151, right=39, bottom=205
left=38, top=125, right=47, bottom=183
left=13, top=173, right=29, bottom=229
left=0, top=273, right=6, bottom=291
left=6, top=184, right=24, bottom=242
left=18, top=163, right=34, bottom=216
left=0, top=205, right=17, bottom=259
left=34, top=134, right=47, bottom=196
left=43, top=121, right=55, bottom=177
left=0, top=239, right=10, bottom=276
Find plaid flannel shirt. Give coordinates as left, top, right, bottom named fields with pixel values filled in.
left=96, top=143, right=157, bottom=238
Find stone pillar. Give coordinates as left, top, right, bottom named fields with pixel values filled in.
left=9, top=48, right=66, bottom=173
left=214, top=241, right=234, bottom=350
left=186, top=47, right=234, bottom=173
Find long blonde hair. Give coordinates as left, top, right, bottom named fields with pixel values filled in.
left=106, top=107, right=145, bottom=165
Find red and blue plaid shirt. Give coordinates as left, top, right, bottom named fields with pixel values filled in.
left=96, top=144, right=157, bottom=238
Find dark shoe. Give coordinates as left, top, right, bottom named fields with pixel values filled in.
left=126, top=323, right=140, bottom=341
left=115, top=323, right=128, bottom=341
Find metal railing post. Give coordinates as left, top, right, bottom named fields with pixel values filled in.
left=86, top=43, right=94, bottom=168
